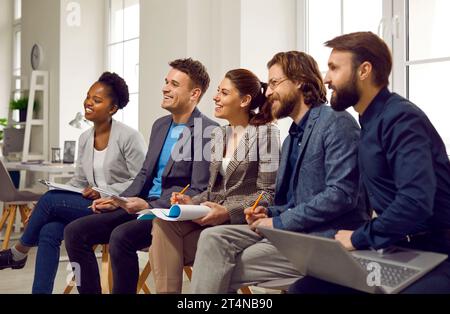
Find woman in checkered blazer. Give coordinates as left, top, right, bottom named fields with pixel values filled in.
left=149, top=69, right=281, bottom=293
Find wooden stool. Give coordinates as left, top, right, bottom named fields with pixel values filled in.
left=136, top=260, right=193, bottom=294
left=0, top=203, right=34, bottom=250
left=63, top=244, right=112, bottom=294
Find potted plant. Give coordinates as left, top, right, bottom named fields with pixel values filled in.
left=9, top=97, right=39, bottom=122
left=0, top=118, right=7, bottom=142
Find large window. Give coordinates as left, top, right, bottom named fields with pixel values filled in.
left=107, top=0, right=140, bottom=129
left=302, top=0, right=449, bottom=151
left=305, top=0, right=383, bottom=73
left=303, top=0, right=384, bottom=120
left=400, top=0, right=450, bottom=149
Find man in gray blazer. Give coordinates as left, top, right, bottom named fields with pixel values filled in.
left=190, top=51, right=370, bottom=293
left=64, top=58, right=219, bottom=294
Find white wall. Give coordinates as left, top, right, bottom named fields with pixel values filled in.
left=241, top=0, right=297, bottom=80
left=139, top=0, right=241, bottom=140
left=186, top=0, right=242, bottom=122
left=59, top=0, right=105, bottom=149
left=0, top=0, right=13, bottom=119
left=21, top=0, right=105, bottom=157
left=138, top=0, right=188, bottom=141
left=241, top=0, right=298, bottom=142
left=139, top=0, right=297, bottom=142
left=21, top=0, right=61, bottom=156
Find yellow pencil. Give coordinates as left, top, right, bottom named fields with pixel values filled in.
left=246, top=192, right=264, bottom=220
left=179, top=184, right=190, bottom=195
left=172, top=184, right=190, bottom=204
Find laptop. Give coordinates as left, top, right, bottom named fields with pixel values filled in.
left=257, top=226, right=448, bottom=294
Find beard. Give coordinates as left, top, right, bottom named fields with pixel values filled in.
left=329, top=71, right=361, bottom=112
left=269, top=89, right=301, bottom=120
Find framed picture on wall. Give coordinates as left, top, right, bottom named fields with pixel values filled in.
left=63, top=140, right=76, bottom=164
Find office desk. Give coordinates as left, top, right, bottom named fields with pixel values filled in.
left=3, top=161, right=75, bottom=187
left=4, top=161, right=75, bottom=175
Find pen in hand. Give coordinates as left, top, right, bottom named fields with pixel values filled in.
left=179, top=184, right=190, bottom=195
left=172, top=184, right=190, bottom=204
left=245, top=192, right=265, bottom=220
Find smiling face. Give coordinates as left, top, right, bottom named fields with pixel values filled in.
left=324, top=50, right=361, bottom=112
left=161, top=68, right=196, bottom=114
left=265, top=64, right=301, bottom=120
left=213, top=77, right=250, bottom=121
left=83, top=82, right=117, bottom=123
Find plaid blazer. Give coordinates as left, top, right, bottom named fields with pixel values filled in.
left=192, top=124, right=280, bottom=224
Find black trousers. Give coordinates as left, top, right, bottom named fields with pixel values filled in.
left=64, top=209, right=153, bottom=294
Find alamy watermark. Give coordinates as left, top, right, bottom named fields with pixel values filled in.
left=66, top=261, right=81, bottom=287
left=66, top=1, right=81, bottom=27
left=366, top=262, right=382, bottom=287
left=168, top=120, right=281, bottom=173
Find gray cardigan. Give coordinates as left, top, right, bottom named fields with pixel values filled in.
left=67, top=119, right=147, bottom=194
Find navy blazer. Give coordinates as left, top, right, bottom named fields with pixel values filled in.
left=351, top=88, right=450, bottom=250
left=121, top=107, right=219, bottom=209
left=269, top=104, right=370, bottom=237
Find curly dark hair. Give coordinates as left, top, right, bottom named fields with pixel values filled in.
left=98, top=72, right=130, bottom=109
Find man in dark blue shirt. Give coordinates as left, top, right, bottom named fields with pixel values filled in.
left=289, top=32, right=450, bottom=294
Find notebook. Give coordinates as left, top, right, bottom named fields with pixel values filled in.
left=137, top=204, right=211, bottom=221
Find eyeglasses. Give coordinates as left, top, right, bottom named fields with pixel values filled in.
left=268, top=77, right=289, bottom=90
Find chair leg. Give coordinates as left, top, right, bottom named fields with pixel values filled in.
left=239, top=286, right=253, bottom=294
left=0, top=205, right=11, bottom=232
left=101, top=244, right=111, bottom=294
left=62, top=244, right=102, bottom=294
left=135, top=264, right=192, bottom=294
left=18, top=205, right=29, bottom=228
left=183, top=266, right=193, bottom=281
left=2, top=205, right=17, bottom=250
left=142, top=282, right=151, bottom=294
left=137, top=260, right=152, bottom=294
left=108, top=250, right=113, bottom=293
left=63, top=276, right=76, bottom=294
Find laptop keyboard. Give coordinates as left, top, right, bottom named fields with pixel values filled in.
left=354, top=257, right=420, bottom=288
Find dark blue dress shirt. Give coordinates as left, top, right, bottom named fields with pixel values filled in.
left=351, top=88, right=450, bottom=250
left=272, top=110, right=310, bottom=229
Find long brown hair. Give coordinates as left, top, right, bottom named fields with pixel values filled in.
left=225, top=69, right=272, bottom=126
left=267, top=51, right=327, bottom=107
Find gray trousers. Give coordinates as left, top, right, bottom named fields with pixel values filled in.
left=190, top=224, right=301, bottom=293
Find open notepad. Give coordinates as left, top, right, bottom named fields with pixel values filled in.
left=38, top=179, right=83, bottom=194
left=137, top=204, right=211, bottom=221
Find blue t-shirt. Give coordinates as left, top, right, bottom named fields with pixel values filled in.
left=148, top=122, right=186, bottom=198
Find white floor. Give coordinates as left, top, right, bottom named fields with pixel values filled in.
left=0, top=232, right=276, bottom=294
left=0, top=233, right=190, bottom=294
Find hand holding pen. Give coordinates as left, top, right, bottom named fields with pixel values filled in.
left=244, top=192, right=268, bottom=224
left=170, top=184, right=191, bottom=205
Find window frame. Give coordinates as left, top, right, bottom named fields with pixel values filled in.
left=105, top=0, right=140, bottom=129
